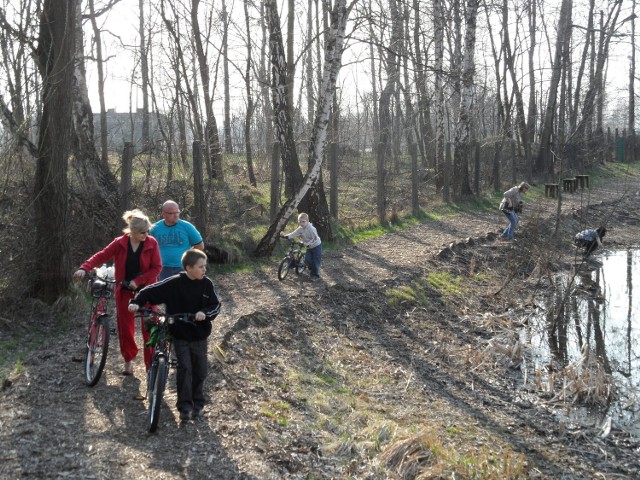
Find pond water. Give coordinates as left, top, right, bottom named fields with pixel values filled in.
left=522, top=249, right=640, bottom=437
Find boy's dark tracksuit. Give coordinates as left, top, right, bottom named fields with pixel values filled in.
left=131, top=272, right=221, bottom=415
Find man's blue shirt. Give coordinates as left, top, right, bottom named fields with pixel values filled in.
left=150, top=219, right=203, bottom=268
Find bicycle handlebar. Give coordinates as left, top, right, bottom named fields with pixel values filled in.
left=285, top=238, right=305, bottom=248
left=87, top=272, right=129, bottom=287
left=134, top=307, right=197, bottom=324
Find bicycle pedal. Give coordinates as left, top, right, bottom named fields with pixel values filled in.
left=169, top=358, right=178, bottom=368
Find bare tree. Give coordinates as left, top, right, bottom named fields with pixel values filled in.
left=433, top=0, right=445, bottom=192
left=71, top=1, right=119, bottom=245
left=536, top=0, right=572, bottom=176
left=222, top=0, right=233, bottom=154
left=255, top=0, right=350, bottom=256
left=376, top=0, right=402, bottom=223
left=191, top=0, right=224, bottom=180
left=243, top=0, right=257, bottom=186
left=138, top=0, right=150, bottom=149
left=630, top=0, right=636, bottom=148
left=571, top=1, right=622, bottom=141
left=33, top=0, right=77, bottom=301
left=452, top=0, right=479, bottom=197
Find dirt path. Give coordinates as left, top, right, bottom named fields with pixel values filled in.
left=1, top=168, right=640, bottom=479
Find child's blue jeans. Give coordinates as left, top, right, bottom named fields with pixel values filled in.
left=305, top=244, right=323, bottom=278
left=501, top=210, right=518, bottom=240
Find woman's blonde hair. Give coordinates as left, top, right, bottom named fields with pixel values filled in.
left=122, top=209, right=152, bottom=234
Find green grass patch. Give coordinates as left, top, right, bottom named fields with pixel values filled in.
left=388, top=284, right=431, bottom=306
left=425, top=271, right=462, bottom=297
left=260, top=399, right=291, bottom=426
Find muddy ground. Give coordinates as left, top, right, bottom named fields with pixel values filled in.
left=1, top=167, right=640, bottom=479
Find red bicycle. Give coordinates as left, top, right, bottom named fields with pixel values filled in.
left=82, top=266, right=128, bottom=386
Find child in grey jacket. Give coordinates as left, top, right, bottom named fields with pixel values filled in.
left=281, top=213, right=323, bottom=280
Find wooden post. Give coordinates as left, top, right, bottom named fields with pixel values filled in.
left=120, top=142, right=133, bottom=212
left=410, top=141, right=419, bottom=216
left=269, top=141, right=281, bottom=221
left=474, top=141, right=480, bottom=196
left=443, top=143, right=451, bottom=203
left=511, top=138, right=516, bottom=185
left=192, top=140, right=207, bottom=238
left=329, top=137, right=339, bottom=220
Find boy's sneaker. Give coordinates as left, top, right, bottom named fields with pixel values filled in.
left=179, top=410, right=191, bottom=422
left=192, top=409, right=204, bottom=419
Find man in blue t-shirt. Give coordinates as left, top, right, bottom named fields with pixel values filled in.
left=151, top=200, right=204, bottom=280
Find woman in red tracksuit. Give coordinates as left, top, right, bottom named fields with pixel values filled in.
left=73, top=209, right=162, bottom=375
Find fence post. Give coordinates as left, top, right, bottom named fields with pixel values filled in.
left=270, top=141, right=281, bottom=221
left=329, top=136, right=339, bottom=220
left=192, top=140, right=207, bottom=238
left=410, top=141, right=419, bottom=216
left=443, top=143, right=451, bottom=203
left=120, top=142, right=133, bottom=212
left=474, top=141, right=480, bottom=195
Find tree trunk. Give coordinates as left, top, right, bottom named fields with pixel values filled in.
left=255, top=0, right=349, bottom=257
left=265, top=0, right=304, bottom=199
left=412, top=0, right=433, bottom=168
left=191, top=0, right=224, bottom=180
left=138, top=0, right=150, bottom=149
left=32, top=0, right=77, bottom=301
left=571, top=1, right=622, bottom=141
left=87, top=0, right=109, bottom=161
left=222, top=0, right=233, bottom=154
left=259, top=0, right=274, bottom=160
left=452, top=0, right=479, bottom=197
left=569, top=0, right=594, bottom=133
left=192, top=141, right=207, bottom=237
left=376, top=0, right=401, bottom=223
left=630, top=0, right=636, bottom=156
left=306, top=0, right=315, bottom=126
left=536, top=0, right=572, bottom=175
left=243, top=0, right=257, bottom=186
left=526, top=0, right=537, bottom=144
left=434, top=0, right=445, bottom=192
left=71, top=1, right=119, bottom=245
left=501, top=0, right=532, bottom=180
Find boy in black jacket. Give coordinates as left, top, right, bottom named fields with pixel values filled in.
left=128, top=249, right=221, bottom=421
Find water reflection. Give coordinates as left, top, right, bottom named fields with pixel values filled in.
left=525, top=249, right=640, bottom=435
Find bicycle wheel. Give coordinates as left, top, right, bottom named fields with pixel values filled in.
left=277, top=256, right=292, bottom=281
left=148, top=355, right=168, bottom=432
left=295, top=253, right=307, bottom=275
left=84, top=314, right=110, bottom=387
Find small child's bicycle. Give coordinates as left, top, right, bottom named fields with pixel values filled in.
left=82, top=266, right=129, bottom=387
left=135, top=307, right=196, bottom=433
left=278, top=239, right=307, bottom=281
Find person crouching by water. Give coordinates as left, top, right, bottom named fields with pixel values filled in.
left=73, top=209, right=161, bottom=376
left=280, top=212, right=323, bottom=281
left=499, top=182, right=530, bottom=240
left=574, top=227, right=606, bottom=258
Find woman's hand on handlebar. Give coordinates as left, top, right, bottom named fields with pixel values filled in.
left=128, top=280, right=138, bottom=290
left=73, top=269, right=86, bottom=281
left=195, top=311, right=206, bottom=321
left=128, top=303, right=140, bottom=313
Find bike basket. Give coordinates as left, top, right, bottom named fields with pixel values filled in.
left=91, top=279, right=113, bottom=298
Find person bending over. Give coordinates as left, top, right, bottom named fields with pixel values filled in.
left=574, top=227, right=606, bottom=258
left=499, top=182, right=530, bottom=240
